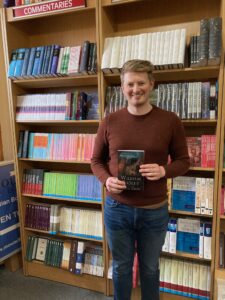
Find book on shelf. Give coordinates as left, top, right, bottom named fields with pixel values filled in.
left=118, top=150, right=145, bottom=191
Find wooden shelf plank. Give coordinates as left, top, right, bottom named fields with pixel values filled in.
left=101, top=0, right=142, bottom=7
left=19, top=158, right=91, bottom=164
left=26, top=261, right=105, bottom=292
left=16, top=120, right=100, bottom=126
left=189, top=167, right=215, bottom=171
left=103, top=66, right=219, bottom=84
left=169, top=209, right=213, bottom=218
left=12, top=75, right=98, bottom=89
left=162, top=251, right=211, bottom=262
left=23, top=193, right=102, bottom=205
left=25, top=227, right=103, bottom=242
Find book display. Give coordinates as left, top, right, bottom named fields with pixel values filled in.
left=1, top=0, right=106, bottom=293
left=1, top=0, right=225, bottom=298
left=99, top=0, right=224, bottom=299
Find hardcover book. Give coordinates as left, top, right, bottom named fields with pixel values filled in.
left=118, top=150, right=145, bottom=191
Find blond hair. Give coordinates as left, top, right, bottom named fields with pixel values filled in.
left=120, top=59, right=154, bottom=83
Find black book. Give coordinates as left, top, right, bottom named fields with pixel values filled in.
left=118, top=150, right=145, bottom=191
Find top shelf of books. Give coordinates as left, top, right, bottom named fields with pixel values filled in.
left=6, top=0, right=96, bottom=23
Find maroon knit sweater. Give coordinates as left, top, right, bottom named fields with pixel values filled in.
left=91, top=106, right=190, bottom=206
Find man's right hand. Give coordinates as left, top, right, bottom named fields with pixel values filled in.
left=105, top=177, right=126, bottom=194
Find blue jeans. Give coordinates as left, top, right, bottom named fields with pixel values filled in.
left=104, top=196, right=169, bottom=300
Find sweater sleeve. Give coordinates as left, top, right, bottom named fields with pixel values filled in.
left=163, top=114, right=190, bottom=178
left=91, top=117, right=111, bottom=184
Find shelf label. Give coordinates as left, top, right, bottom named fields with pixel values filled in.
left=13, top=0, right=86, bottom=19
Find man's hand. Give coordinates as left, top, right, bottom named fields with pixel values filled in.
left=139, top=164, right=165, bottom=181
left=105, top=177, right=126, bottom=194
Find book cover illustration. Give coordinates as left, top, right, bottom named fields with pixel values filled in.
left=118, top=150, right=145, bottom=191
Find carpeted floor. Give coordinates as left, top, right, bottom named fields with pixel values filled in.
left=0, top=265, right=113, bottom=300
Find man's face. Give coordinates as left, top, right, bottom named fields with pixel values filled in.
left=121, top=72, right=154, bottom=107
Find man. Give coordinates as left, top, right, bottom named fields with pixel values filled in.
left=91, top=60, right=190, bottom=300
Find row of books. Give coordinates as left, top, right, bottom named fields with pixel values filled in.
left=159, top=257, right=210, bottom=299
left=26, top=236, right=104, bottom=277
left=25, top=204, right=103, bottom=240
left=8, top=41, right=97, bottom=79
left=186, top=135, right=216, bottom=168
left=163, top=218, right=212, bottom=259
left=18, top=131, right=96, bottom=161
left=104, top=86, right=127, bottom=116
left=16, top=92, right=99, bottom=121
left=219, top=232, right=225, bottom=268
left=170, top=176, right=214, bottom=216
left=59, top=206, right=102, bottom=240
left=190, top=18, right=222, bottom=67
left=22, top=169, right=102, bottom=201
left=157, top=81, right=218, bottom=120
left=101, top=28, right=186, bottom=73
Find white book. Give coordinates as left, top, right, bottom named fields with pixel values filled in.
left=133, top=35, right=139, bottom=59
left=196, top=82, right=202, bottom=119
left=118, top=36, right=127, bottom=69
left=170, top=259, right=178, bottom=292
left=203, top=223, right=212, bottom=259
left=162, top=223, right=170, bottom=252
left=110, top=36, right=122, bottom=73
left=172, top=29, right=181, bottom=68
left=178, top=28, right=186, bottom=67
left=199, top=264, right=208, bottom=298
left=124, top=35, right=132, bottom=63
left=169, top=219, right=177, bottom=254
left=150, top=32, right=157, bottom=66
left=101, top=37, right=114, bottom=73
left=182, top=261, right=189, bottom=296
left=138, top=33, right=148, bottom=60
left=199, top=222, right=204, bottom=258
left=35, top=237, right=48, bottom=261
left=200, top=178, right=207, bottom=214
left=154, top=31, right=161, bottom=67
left=164, top=257, right=172, bottom=291
left=158, top=31, right=165, bottom=67
left=177, top=259, right=184, bottom=295
left=67, top=46, right=82, bottom=75
left=162, top=31, right=171, bottom=67
left=188, top=262, right=193, bottom=297
left=146, top=32, right=152, bottom=62
left=168, top=30, right=175, bottom=67
left=206, top=265, right=211, bottom=299
left=59, top=206, right=72, bottom=234
left=208, top=178, right=214, bottom=215
left=192, top=263, right=200, bottom=298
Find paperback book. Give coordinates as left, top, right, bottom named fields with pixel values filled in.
left=118, top=150, right=145, bottom=191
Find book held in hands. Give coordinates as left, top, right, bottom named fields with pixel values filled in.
left=118, top=150, right=145, bottom=191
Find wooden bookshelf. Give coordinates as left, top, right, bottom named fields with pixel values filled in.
left=1, top=0, right=225, bottom=298
left=0, top=0, right=106, bottom=293
left=99, top=0, right=225, bottom=299
left=214, top=5, right=225, bottom=298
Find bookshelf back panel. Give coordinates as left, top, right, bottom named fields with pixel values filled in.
left=102, top=0, right=221, bottom=38
left=6, top=9, right=97, bottom=53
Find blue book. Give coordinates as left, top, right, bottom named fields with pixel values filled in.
left=176, top=218, right=200, bottom=254
left=47, top=45, right=55, bottom=77
left=42, top=45, right=52, bottom=77
left=32, top=46, right=42, bottom=77
left=21, top=48, right=31, bottom=78
left=8, top=49, right=17, bottom=79
left=50, top=45, right=61, bottom=76
left=26, top=47, right=36, bottom=78
left=14, top=48, right=26, bottom=79
left=36, top=46, right=46, bottom=78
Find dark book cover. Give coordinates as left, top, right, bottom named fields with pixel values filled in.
left=118, top=150, right=145, bottom=191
